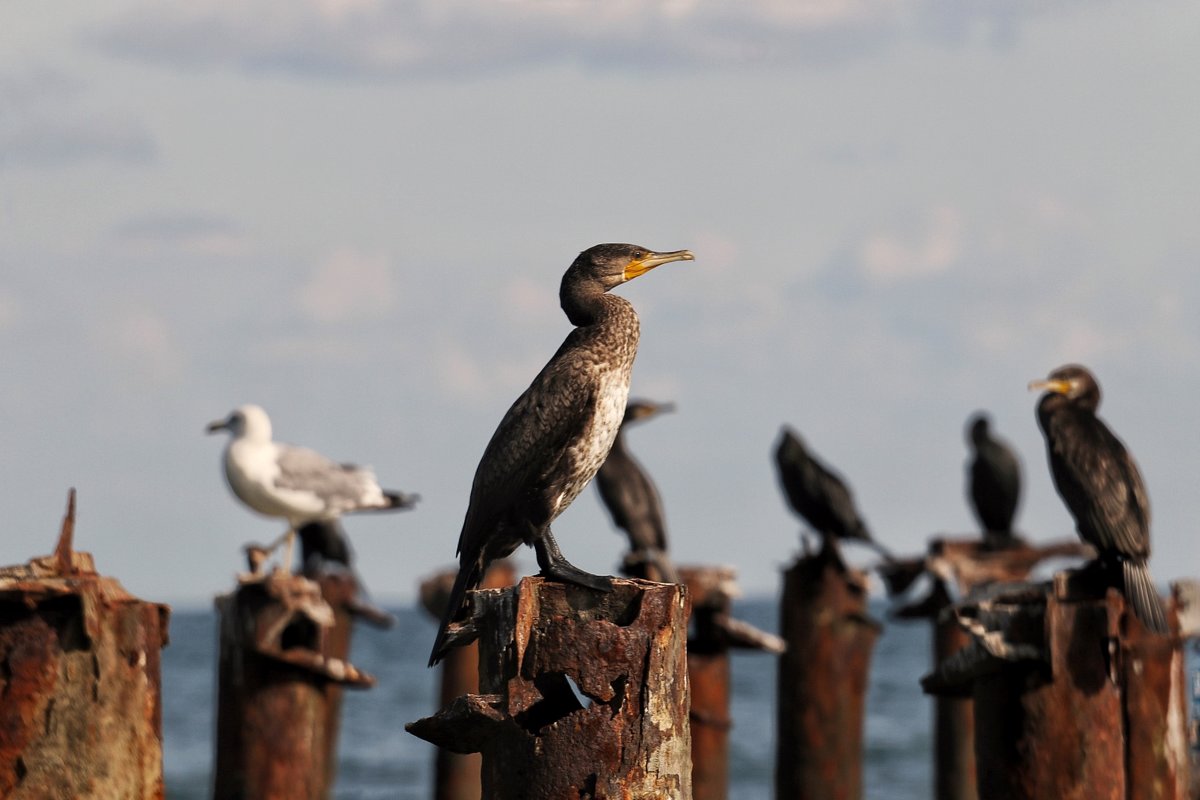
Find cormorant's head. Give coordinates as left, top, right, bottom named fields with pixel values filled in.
left=1028, top=364, right=1102, bottom=411
left=967, top=412, right=991, bottom=446
left=775, top=426, right=808, bottom=464
left=623, top=399, right=675, bottom=426
left=206, top=404, right=273, bottom=442
left=569, top=244, right=694, bottom=291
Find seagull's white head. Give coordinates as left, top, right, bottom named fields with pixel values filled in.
left=206, top=404, right=273, bottom=443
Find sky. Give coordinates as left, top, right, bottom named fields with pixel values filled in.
left=2, top=0, right=1198, bottom=608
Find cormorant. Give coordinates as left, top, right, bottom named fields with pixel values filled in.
left=1029, top=364, right=1168, bottom=634
left=773, top=426, right=892, bottom=560
left=965, top=412, right=1023, bottom=549
left=428, top=244, right=694, bottom=665
left=594, top=399, right=679, bottom=583
left=296, top=518, right=353, bottom=571
left=207, top=404, right=418, bottom=571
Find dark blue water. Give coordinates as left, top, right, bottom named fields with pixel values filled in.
left=162, top=598, right=932, bottom=799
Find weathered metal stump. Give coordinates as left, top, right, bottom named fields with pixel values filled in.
left=408, top=576, right=693, bottom=799
left=679, top=566, right=783, bottom=800
left=0, top=491, right=170, bottom=800
left=775, top=539, right=881, bottom=800
left=923, top=567, right=1189, bottom=800
left=212, top=568, right=374, bottom=800
left=418, top=562, right=516, bottom=800
left=889, top=536, right=1091, bottom=800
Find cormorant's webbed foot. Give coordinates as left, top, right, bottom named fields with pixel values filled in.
left=535, top=530, right=613, bottom=592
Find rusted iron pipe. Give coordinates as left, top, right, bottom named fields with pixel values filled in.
left=0, top=490, right=170, bottom=800
left=419, top=563, right=516, bottom=800
left=892, top=535, right=1092, bottom=800
left=678, top=565, right=782, bottom=800
left=774, top=540, right=881, bottom=800
left=923, top=568, right=1189, bottom=800
left=408, top=576, right=693, bottom=799
left=212, top=571, right=373, bottom=800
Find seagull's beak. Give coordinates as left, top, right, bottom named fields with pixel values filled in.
left=1028, top=378, right=1071, bottom=394
left=206, top=418, right=230, bottom=434
left=624, top=249, right=694, bottom=281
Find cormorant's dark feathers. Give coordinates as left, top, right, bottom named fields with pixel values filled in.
left=1032, top=364, right=1166, bottom=634
left=966, top=412, right=1022, bottom=541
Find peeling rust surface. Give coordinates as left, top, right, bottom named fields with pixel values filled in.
left=775, top=542, right=880, bottom=800
left=0, top=540, right=169, bottom=799
left=409, top=576, right=692, bottom=799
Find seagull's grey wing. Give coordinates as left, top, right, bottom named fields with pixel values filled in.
left=274, top=445, right=379, bottom=509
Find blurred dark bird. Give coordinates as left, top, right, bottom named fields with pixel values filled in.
left=965, top=412, right=1023, bottom=549
left=297, top=518, right=353, bottom=571
left=773, top=426, right=893, bottom=561
left=429, top=244, right=694, bottom=666
left=206, top=404, right=419, bottom=572
left=1030, top=364, right=1168, bottom=634
left=595, top=399, right=679, bottom=583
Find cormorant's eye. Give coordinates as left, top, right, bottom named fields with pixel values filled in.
left=633, top=251, right=646, bottom=260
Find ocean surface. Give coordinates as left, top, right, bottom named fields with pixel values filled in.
left=162, top=596, right=937, bottom=799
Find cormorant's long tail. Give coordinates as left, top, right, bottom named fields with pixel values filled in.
left=1122, top=559, right=1169, bottom=635
left=427, top=558, right=483, bottom=667
left=858, top=529, right=895, bottom=564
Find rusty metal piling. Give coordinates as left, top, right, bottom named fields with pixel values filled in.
left=212, top=567, right=374, bottom=800
left=774, top=540, right=881, bottom=800
left=679, top=566, right=784, bottom=800
left=408, top=576, right=693, bottom=799
left=890, top=536, right=1091, bottom=800
left=0, top=491, right=170, bottom=800
left=923, top=567, right=1190, bottom=800
left=418, top=563, right=516, bottom=800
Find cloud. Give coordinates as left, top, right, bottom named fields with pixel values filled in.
left=90, top=0, right=1079, bottom=80
left=99, top=309, right=186, bottom=384
left=114, top=213, right=249, bottom=257
left=295, top=248, right=397, bottom=323
left=0, top=68, right=155, bottom=167
left=859, top=205, right=963, bottom=284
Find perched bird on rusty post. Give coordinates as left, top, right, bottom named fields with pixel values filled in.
left=773, top=426, right=892, bottom=560
left=965, top=412, right=1023, bottom=549
left=207, top=404, right=418, bottom=572
left=595, top=399, right=679, bottom=583
left=1029, top=364, right=1168, bottom=634
left=428, top=244, right=694, bottom=666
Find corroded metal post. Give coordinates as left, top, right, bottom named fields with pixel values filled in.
left=775, top=540, right=881, bottom=800
left=890, top=536, right=1091, bottom=800
left=0, top=491, right=170, bottom=800
left=408, top=576, right=692, bottom=799
left=418, top=563, right=516, bottom=800
left=212, top=569, right=374, bottom=800
left=923, top=568, right=1189, bottom=800
left=679, top=566, right=784, bottom=800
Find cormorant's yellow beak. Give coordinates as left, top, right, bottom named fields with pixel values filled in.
left=1028, top=379, right=1071, bottom=394
left=624, top=249, right=694, bottom=281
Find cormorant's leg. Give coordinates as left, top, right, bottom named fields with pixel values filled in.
left=534, top=528, right=612, bottom=592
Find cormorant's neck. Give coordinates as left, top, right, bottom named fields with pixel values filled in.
left=560, top=276, right=626, bottom=326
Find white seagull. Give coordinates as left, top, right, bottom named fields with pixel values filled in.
left=206, top=404, right=418, bottom=571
